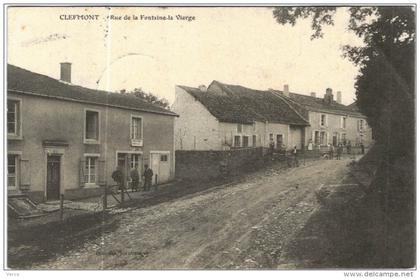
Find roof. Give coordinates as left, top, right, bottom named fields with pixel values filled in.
left=178, top=81, right=309, bottom=126
left=347, top=101, right=360, bottom=111
left=286, top=92, right=365, bottom=117
left=7, top=64, right=178, bottom=117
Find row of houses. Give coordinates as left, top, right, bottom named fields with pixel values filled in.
left=172, top=81, right=372, bottom=151
left=7, top=63, right=373, bottom=203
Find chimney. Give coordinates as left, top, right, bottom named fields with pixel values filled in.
left=310, top=92, right=316, bottom=98
left=60, top=62, right=72, bottom=83
left=336, top=91, right=342, bottom=104
left=198, top=84, right=207, bottom=92
left=324, top=88, right=333, bottom=104
left=283, top=84, right=289, bottom=97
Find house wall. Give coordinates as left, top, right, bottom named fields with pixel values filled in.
left=173, top=86, right=221, bottom=150
left=7, top=91, right=175, bottom=202
left=304, top=110, right=373, bottom=147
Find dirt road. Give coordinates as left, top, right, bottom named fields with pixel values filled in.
left=33, top=158, right=352, bottom=269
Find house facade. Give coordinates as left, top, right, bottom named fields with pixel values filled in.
left=280, top=88, right=373, bottom=148
left=7, top=64, right=177, bottom=202
left=173, top=81, right=373, bottom=152
left=172, top=81, right=309, bottom=151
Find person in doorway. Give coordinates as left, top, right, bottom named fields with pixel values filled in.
left=328, top=143, right=334, bottom=160
left=143, top=164, right=154, bottom=191
left=361, top=142, right=365, bottom=154
left=336, top=143, right=343, bottom=160
left=130, top=165, right=140, bottom=192
left=292, top=146, right=299, bottom=167
left=112, top=166, right=124, bottom=191
left=307, top=139, right=313, bottom=151
left=269, top=140, right=275, bottom=157
left=346, top=140, right=352, bottom=154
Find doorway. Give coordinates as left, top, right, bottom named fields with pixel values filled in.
left=117, top=152, right=142, bottom=188
left=150, top=151, right=170, bottom=185
left=46, top=155, right=61, bottom=200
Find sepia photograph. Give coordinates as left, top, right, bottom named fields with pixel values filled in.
left=4, top=4, right=416, bottom=272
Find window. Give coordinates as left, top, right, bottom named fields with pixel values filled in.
left=234, top=136, right=241, bottom=147
left=8, top=154, right=18, bottom=188
left=242, top=136, right=249, bottom=147
left=131, top=116, right=143, bottom=140
left=341, top=117, right=347, bottom=129
left=161, top=154, right=168, bottom=162
left=130, top=154, right=140, bottom=168
left=320, top=114, right=327, bottom=127
left=84, top=157, right=97, bottom=184
left=252, top=135, right=257, bottom=147
left=358, top=119, right=365, bottom=131
left=85, top=110, right=99, bottom=141
left=269, top=133, right=274, bottom=141
left=237, top=124, right=243, bottom=133
left=7, top=100, right=20, bottom=136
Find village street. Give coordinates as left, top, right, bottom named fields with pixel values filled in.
left=32, top=157, right=355, bottom=270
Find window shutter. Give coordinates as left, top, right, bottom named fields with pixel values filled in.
left=98, top=159, right=106, bottom=185
left=79, top=159, right=86, bottom=187
left=20, top=159, right=30, bottom=186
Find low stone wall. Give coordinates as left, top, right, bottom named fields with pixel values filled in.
left=175, top=147, right=266, bottom=181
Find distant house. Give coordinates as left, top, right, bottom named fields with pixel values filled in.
left=277, top=88, right=373, bottom=148
left=173, top=81, right=373, bottom=152
left=172, top=81, right=309, bottom=151
left=7, top=63, right=177, bottom=202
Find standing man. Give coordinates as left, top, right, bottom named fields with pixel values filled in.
left=346, top=140, right=352, bottom=154
left=130, top=165, right=140, bottom=192
left=361, top=142, right=365, bottom=154
left=112, top=166, right=124, bottom=192
left=143, top=164, right=154, bottom=192
left=328, top=143, right=334, bottom=160
left=292, top=146, right=299, bottom=167
left=336, top=143, right=343, bottom=160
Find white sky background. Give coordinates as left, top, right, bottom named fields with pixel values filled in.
left=7, top=7, right=364, bottom=105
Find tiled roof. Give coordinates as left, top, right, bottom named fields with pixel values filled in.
left=287, top=92, right=364, bottom=117
left=178, top=81, right=309, bottom=126
left=7, top=64, right=178, bottom=117
left=347, top=101, right=360, bottom=111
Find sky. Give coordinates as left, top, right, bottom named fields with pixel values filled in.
left=7, top=7, right=364, bottom=105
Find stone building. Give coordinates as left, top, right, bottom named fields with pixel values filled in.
left=173, top=81, right=309, bottom=151
left=7, top=63, right=177, bottom=202
left=173, top=81, right=373, bottom=152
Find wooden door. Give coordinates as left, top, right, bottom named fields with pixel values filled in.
left=158, top=153, right=170, bottom=184
left=46, top=155, right=60, bottom=200
left=150, top=153, right=160, bottom=185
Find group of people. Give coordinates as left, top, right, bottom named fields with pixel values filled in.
left=111, top=164, right=155, bottom=192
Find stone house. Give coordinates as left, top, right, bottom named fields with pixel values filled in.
left=172, top=81, right=310, bottom=151
left=173, top=81, right=373, bottom=152
left=7, top=63, right=177, bottom=202
left=275, top=86, right=373, bottom=148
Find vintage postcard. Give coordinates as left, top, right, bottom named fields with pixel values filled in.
left=4, top=4, right=416, bottom=273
